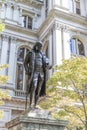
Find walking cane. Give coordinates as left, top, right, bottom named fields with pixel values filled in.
left=25, top=74, right=29, bottom=110
left=25, top=73, right=33, bottom=110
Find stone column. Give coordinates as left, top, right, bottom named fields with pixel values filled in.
left=62, top=0, right=69, bottom=9
left=33, top=14, right=37, bottom=29
left=53, top=0, right=60, bottom=5
left=69, top=0, right=74, bottom=12
left=6, top=3, right=12, bottom=19
left=63, top=26, right=71, bottom=59
left=48, top=0, right=53, bottom=11
left=0, top=35, right=9, bottom=75
left=13, top=5, right=19, bottom=22
left=8, top=37, right=16, bottom=85
left=19, top=8, right=23, bottom=25
left=0, top=3, right=6, bottom=19
left=48, top=31, right=53, bottom=77
left=80, top=0, right=86, bottom=16
left=53, top=23, right=62, bottom=65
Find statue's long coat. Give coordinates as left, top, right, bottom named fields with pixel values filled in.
left=24, top=50, right=46, bottom=97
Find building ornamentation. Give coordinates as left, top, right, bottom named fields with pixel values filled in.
left=53, top=21, right=70, bottom=32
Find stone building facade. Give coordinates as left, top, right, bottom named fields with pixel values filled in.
left=0, top=0, right=87, bottom=129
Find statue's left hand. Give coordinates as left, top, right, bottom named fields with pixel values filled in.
left=46, top=64, right=52, bottom=70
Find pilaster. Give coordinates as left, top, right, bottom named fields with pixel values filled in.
left=13, top=5, right=20, bottom=22
left=19, top=8, right=22, bottom=25
left=33, top=13, right=38, bottom=29
left=48, top=31, right=53, bottom=77
left=63, top=26, right=71, bottom=59
left=48, top=0, right=53, bottom=11
left=6, top=2, right=12, bottom=19
left=53, top=22, right=62, bottom=65
left=0, top=3, right=6, bottom=19
left=0, top=35, right=9, bottom=75
left=8, top=37, right=17, bottom=84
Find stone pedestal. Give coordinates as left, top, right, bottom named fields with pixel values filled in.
left=6, top=109, right=68, bottom=130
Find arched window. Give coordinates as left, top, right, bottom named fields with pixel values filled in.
left=16, top=47, right=30, bottom=90
left=22, top=15, right=32, bottom=29
left=70, top=38, right=85, bottom=56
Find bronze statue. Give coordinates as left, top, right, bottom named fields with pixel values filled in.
left=24, top=42, right=51, bottom=109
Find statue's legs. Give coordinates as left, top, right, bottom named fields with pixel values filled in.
left=35, top=73, right=44, bottom=106
left=29, top=72, right=38, bottom=108
left=29, top=72, right=44, bottom=109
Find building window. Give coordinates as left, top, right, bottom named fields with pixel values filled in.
left=22, top=16, right=32, bottom=29
left=70, top=38, right=85, bottom=56
left=16, top=47, right=30, bottom=90
left=75, top=0, right=81, bottom=15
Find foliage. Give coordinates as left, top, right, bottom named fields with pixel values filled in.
left=0, top=22, right=5, bottom=32
left=0, top=64, right=11, bottom=119
left=40, top=56, right=87, bottom=130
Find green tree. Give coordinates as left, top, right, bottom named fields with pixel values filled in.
left=0, top=22, right=5, bottom=32
left=40, top=57, right=87, bottom=130
left=0, top=64, right=11, bottom=119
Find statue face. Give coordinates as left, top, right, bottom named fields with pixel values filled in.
left=36, top=45, right=42, bottom=51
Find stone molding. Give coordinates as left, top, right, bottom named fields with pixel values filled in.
left=2, top=34, right=9, bottom=41
left=1, top=34, right=17, bottom=43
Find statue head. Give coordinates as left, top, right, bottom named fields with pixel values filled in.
left=33, top=41, right=43, bottom=51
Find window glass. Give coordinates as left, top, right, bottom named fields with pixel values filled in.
left=70, top=38, right=84, bottom=56
left=22, top=15, right=32, bottom=29
left=17, top=48, right=24, bottom=62
left=28, top=17, right=32, bottom=29
left=76, top=1, right=80, bottom=15
left=17, top=64, right=23, bottom=90
left=17, top=47, right=30, bottom=90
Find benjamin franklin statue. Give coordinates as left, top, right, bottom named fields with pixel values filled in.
left=24, top=42, right=51, bottom=109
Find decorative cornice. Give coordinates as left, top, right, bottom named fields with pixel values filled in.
left=2, top=34, right=9, bottom=41
left=11, top=37, right=17, bottom=43
left=17, top=0, right=43, bottom=10
left=1, top=34, right=17, bottom=42
left=53, top=21, right=70, bottom=32
left=14, top=4, right=20, bottom=10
